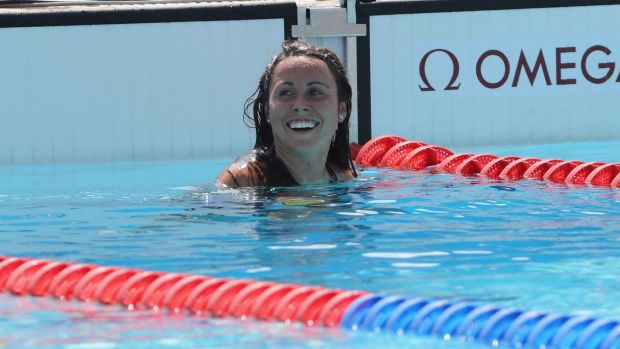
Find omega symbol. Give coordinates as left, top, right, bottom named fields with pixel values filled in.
left=418, top=49, right=461, bottom=91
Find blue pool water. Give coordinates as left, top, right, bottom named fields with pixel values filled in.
left=1, top=141, right=620, bottom=348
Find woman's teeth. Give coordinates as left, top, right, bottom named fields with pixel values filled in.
left=286, top=120, right=319, bottom=130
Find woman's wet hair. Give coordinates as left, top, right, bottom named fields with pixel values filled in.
left=243, top=39, right=357, bottom=179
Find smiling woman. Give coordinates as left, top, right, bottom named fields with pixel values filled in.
left=216, top=40, right=357, bottom=188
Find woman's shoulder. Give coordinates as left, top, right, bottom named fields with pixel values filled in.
left=216, top=150, right=266, bottom=188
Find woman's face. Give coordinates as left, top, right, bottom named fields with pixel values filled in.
left=267, top=56, right=345, bottom=157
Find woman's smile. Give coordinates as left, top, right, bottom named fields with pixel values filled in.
left=286, top=119, right=320, bottom=131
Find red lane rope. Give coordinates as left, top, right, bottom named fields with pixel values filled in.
left=230, top=281, right=276, bottom=318
left=499, top=158, right=541, bottom=180
left=522, top=159, right=563, bottom=180
left=50, top=263, right=96, bottom=300
left=117, top=271, right=165, bottom=308
left=586, top=163, right=620, bottom=186
left=274, top=286, right=323, bottom=323
left=436, top=153, right=474, bottom=174
left=379, top=141, right=427, bottom=168
left=297, top=288, right=342, bottom=326
left=479, top=156, right=520, bottom=179
left=319, top=291, right=366, bottom=328
left=543, top=161, right=584, bottom=183
left=566, top=162, right=604, bottom=185
left=165, top=275, right=211, bottom=313
left=455, top=154, right=497, bottom=176
left=142, top=273, right=188, bottom=310
left=355, top=135, right=406, bottom=166
left=252, top=283, right=298, bottom=321
left=96, top=268, right=139, bottom=304
left=400, top=145, right=454, bottom=170
left=0, top=256, right=366, bottom=328
left=353, top=136, right=620, bottom=189
left=7, top=259, right=51, bottom=295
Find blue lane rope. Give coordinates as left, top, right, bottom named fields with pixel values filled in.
left=431, top=302, right=477, bottom=338
left=454, top=304, right=501, bottom=340
left=600, top=323, right=620, bottom=349
left=340, top=294, right=385, bottom=330
left=384, top=297, right=431, bottom=334
left=501, top=310, right=545, bottom=347
left=527, top=313, right=571, bottom=348
left=575, top=319, right=619, bottom=349
left=550, top=316, right=597, bottom=349
left=408, top=299, right=453, bottom=334
left=340, top=294, right=620, bottom=349
left=359, top=295, right=408, bottom=332
left=478, top=307, right=523, bottom=343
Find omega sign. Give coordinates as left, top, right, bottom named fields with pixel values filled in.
left=418, top=45, right=620, bottom=91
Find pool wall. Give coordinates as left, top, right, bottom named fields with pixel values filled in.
left=0, top=1, right=296, bottom=165
left=1, top=0, right=619, bottom=166
left=356, top=0, right=620, bottom=146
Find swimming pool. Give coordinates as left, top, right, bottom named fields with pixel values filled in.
left=1, top=141, right=620, bottom=348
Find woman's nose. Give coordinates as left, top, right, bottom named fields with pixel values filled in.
left=293, top=96, right=310, bottom=112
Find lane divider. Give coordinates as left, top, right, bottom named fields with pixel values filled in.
left=0, top=256, right=365, bottom=327
left=2, top=255, right=620, bottom=349
left=351, top=136, right=620, bottom=188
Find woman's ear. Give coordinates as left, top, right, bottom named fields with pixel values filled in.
left=264, top=104, right=270, bottom=124
left=338, top=102, right=347, bottom=123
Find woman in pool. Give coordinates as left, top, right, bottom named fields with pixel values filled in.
left=217, top=40, right=357, bottom=188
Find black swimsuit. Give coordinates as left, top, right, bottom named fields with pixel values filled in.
left=228, top=149, right=338, bottom=187
left=325, top=165, right=338, bottom=182
left=263, top=155, right=338, bottom=186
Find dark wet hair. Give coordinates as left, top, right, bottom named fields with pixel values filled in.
left=243, top=39, right=357, bottom=181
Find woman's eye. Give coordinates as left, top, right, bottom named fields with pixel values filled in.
left=309, top=89, right=324, bottom=96
left=278, top=90, right=294, bottom=97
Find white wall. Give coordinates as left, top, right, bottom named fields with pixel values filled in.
left=369, top=5, right=620, bottom=147
left=0, top=19, right=284, bottom=165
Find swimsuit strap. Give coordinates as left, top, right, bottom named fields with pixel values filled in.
left=326, top=164, right=338, bottom=182
left=226, top=169, right=241, bottom=187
